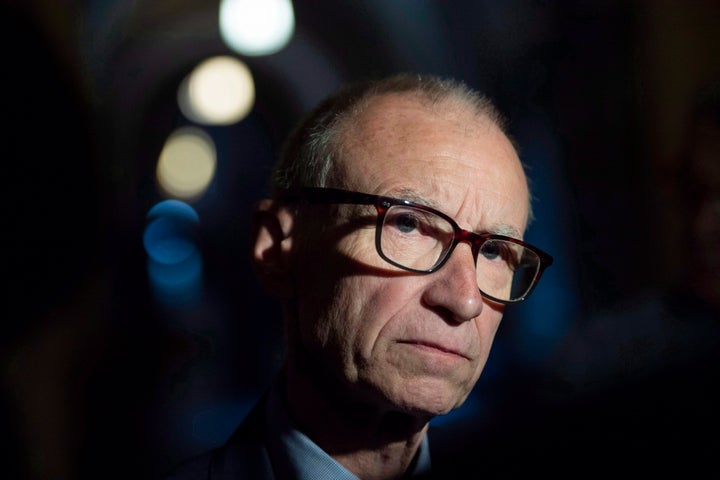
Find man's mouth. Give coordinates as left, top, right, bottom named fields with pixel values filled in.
left=397, top=340, right=469, bottom=359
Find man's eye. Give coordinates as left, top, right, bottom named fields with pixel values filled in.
left=393, top=213, right=420, bottom=233
left=480, top=240, right=522, bottom=269
left=480, top=242, right=501, bottom=260
left=480, top=241, right=513, bottom=262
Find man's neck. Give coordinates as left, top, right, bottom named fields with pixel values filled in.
left=282, top=361, right=430, bottom=480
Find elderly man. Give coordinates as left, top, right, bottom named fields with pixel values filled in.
left=167, top=73, right=552, bottom=479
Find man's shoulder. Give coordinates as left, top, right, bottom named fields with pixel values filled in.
left=163, top=398, right=273, bottom=480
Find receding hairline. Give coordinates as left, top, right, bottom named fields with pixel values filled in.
left=271, top=74, right=523, bottom=200
left=332, top=89, right=512, bottom=159
left=331, top=76, right=509, bottom=143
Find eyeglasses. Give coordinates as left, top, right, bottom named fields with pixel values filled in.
left=278, top=187, right=554, bottom=304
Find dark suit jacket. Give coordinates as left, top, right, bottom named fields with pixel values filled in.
left=163, top=394, right=461, bottom=479
left=164, top=397, right=275, bottom=480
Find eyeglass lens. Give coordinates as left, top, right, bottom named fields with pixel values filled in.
left=379, top=205, right=540, bottom=302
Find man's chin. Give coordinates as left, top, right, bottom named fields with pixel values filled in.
left=388, top=383, right=469, bottom=418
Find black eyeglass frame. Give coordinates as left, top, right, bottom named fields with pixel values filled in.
left=278, top=187, right=554, bottom=304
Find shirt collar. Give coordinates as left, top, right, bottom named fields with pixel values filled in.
left=264, top=376, right=432, bottom=479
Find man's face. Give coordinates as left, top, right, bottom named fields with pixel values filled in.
left=289, top=93, right=530, bottom=417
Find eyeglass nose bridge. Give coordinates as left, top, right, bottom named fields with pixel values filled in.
left=450, top=226, right=489, bottom=262
left=431, top=226, right=489, bottom=273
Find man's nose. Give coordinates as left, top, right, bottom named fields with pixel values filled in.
left=421, top=243, right=485, bottom=323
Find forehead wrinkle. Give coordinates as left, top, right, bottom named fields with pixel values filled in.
left=454, top=189, right=525, bottom=240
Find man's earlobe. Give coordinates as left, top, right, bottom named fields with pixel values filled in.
left=251, top=199, right=295, bottom=298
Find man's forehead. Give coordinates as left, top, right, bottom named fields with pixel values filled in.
left=329, top=92, right=528, bottom=233
left=352, top=91, right=488, bottom=129
left=336, top=92, right=501, bottom=168
left=336, top=92, right=514, bottom=168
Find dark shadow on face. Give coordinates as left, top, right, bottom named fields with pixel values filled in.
left=291, top=205, right=505, bottom=318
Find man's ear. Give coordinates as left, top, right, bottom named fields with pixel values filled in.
left=251, top=199, right=296, bottom=299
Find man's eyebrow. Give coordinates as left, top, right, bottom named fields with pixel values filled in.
left=386, top=188, right=524, bottom=239
left=488, top=224, right=523, bottom=239
left=387, top=188, right=442, bottom=210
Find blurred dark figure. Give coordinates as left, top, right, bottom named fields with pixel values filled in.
left=1, top=4, right=245, bottom=479
left=679, top=86, right=720, bottom=314
left=541, top=84, right=720, bottom=475
left=0, top=3, right=170, bottom=479
left=1, top=3, right=109, bottom=479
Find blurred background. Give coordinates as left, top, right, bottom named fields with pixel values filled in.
left=2, top=0, right=719, bottom=478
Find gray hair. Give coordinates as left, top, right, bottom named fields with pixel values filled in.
left=271, top=73, right=512, bottom=193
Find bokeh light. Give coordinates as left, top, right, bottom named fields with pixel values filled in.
left=219, top=0, right=295, bottom=56
left=178, top=55, right=255, bottom=126
left=144, top=200, right=203, bottom=307
left=144, top=199, right=200, bottom=265
left=147, top=251, right=203, bottom=307
left=156, top=126, right=217, bottom=202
